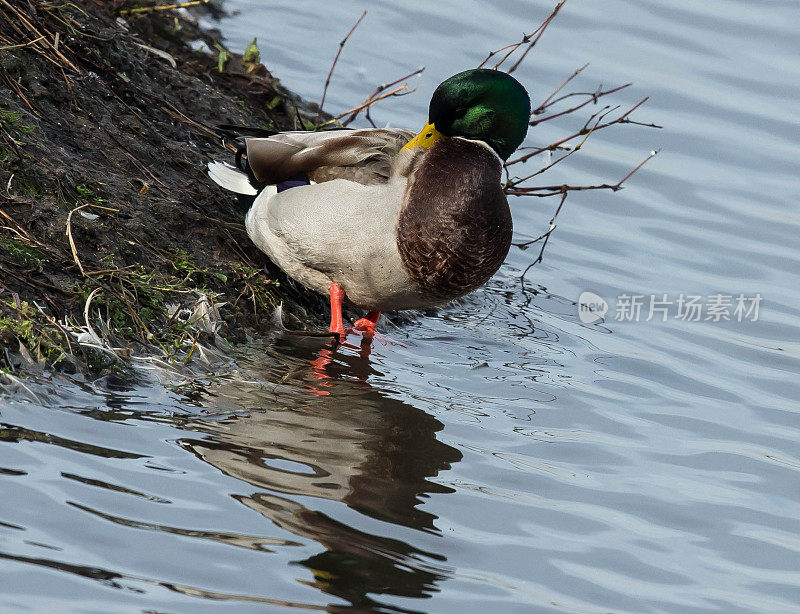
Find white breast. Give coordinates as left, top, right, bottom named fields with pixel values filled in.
left=245, top=179, right=434, bottom=311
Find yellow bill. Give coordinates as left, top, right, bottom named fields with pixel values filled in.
left=402, top=121, right=444, bottom=151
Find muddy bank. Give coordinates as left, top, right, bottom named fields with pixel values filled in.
left=0, top=0, right=333, bottom=374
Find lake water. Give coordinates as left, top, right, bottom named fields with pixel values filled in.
left=3, top=1, right=800, bottom=612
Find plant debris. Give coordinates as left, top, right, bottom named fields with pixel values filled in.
left=0, top=0, right=327, bottom=376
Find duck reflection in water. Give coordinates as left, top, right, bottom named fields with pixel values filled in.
left=179, top=337, right=462, bottom=612
left=307, top=335, right=376, bottom=397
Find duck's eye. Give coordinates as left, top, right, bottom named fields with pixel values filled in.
left=425, top=132, right=432, bottom=138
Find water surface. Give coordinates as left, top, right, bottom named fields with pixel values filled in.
left=3, top=0, right=800, bottom=612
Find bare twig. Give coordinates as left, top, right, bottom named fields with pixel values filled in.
left=362, top=67, right=425, bottom=103
left=506, top=115, right=601, bottom=189
left=614, top=148, right=660, bottom=186
left=478, top=0, right=567, bottom=73
left=334, top=84, right=411, bottom=124
left=319, top=10, right=367, bottom=112
left=532, top=83, right=634, bottom=124
left=507, top=1, right=567, bottom=74
left=0, top=34, right=44, bottom=50
left=511, top=149, right=656, bottom=269
left=505, top=149, right=659, bottom=197
left=507, top=96, right=652, bottom=167
left=534, top=83, right=629, bottom=115
left=534, top=62, right=590, bottom=112
left=513, top=190, right=568, bottom=269
left=319, top=66, right=424, bottom=128
left=119, top=0, right=212, bottom=15
left=66, top=203, right=90, bottom=277
left=65, top=203, right=118, bottom=277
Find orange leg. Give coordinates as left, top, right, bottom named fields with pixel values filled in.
left=354, top=311, right=380, bottom=339
left=328, top=283, right=349, bottom=341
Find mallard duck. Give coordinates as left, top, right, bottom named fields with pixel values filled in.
left=208, top=68, right=530, bottom=340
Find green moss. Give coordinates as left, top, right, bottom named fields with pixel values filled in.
left=0, top=109, right=19, bottom=124
left=0, top=106, right=36, bottom=135
left=75, top=183, right=94, bottom=199
left=233, top=263, right=280, bottom=312
left=171, top=248, right=193, bottom=275
left=0, top=146, right=13, bottom=166
left=73, top=266, right=169, bottom=339
left=0, top=300, right=67, bottom=366
left=0, top=108, right=23, bottom=126
left=17, top=177, right=42, bottom=197
left=0, top=314, right=34, bottom=341
left=2, top=235, right=283, bottom=373
left=76, top=183, right=108, bottom=205
left=171, top=248, right=227, bottom=285
left=0, top=238, right=45, bottom=267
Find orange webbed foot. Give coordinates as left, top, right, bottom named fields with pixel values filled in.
left=353, top=311, right=380, bottom=340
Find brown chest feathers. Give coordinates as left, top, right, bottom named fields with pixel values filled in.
left=396, top=138, right=512, bottom=302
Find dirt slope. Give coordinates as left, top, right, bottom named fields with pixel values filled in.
left=0, top=0, right=329, bottom=372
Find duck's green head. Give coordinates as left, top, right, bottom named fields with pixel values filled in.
left=405, top=69, right=531, bottom=161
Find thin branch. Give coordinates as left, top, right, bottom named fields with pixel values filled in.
left=506, top=115, right=600, bottom=188
left=478, top=0, right=567, bottom=73
left=0, top=34, right=44, bottom=50
left=507, top=96, right=651, bottom=166
left=470, top=2, right=660, bottom=269
left=534, top=62, right=589, bottom=112
left=507, top=0, right=567, bottom=74
left=615, top=147, right=660, bottom=186
left=319, top=10, right=367, bottom=112
left=532, top=83, right=633, bottom=124
left=476, top=41, right=522, bottom=69
left=505, top=149, right=659, bottom=197
left=318, top=66, right=424, bottom=128
left=119, top=0, right=212, bottom=15
left=366, top=67, right=426, bottom=99
left=617, top=117, right=663, bottom=129
left=513, top=190, right=568, bottom=270
left=331, top=84, right=411, bottom=125
left=509, top=150, right=657, bottom=270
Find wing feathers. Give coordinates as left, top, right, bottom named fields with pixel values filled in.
left=207, top=161, right=258, bottom=195
left=244, top=128, right=415, bottom=185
